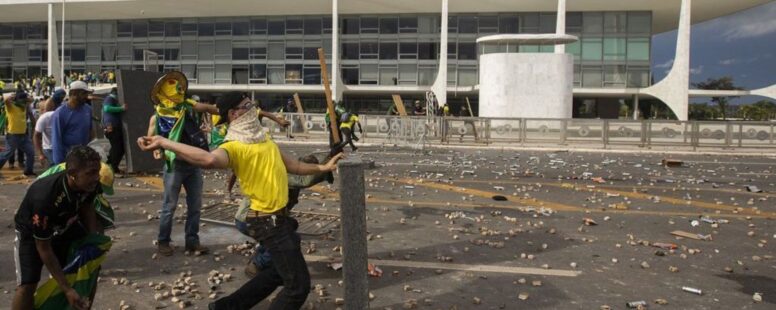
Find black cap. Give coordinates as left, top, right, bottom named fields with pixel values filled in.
left=215, top=92, right=247, bottom=125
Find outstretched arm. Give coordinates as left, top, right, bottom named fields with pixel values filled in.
left=282, top=152, right=344, bottom=175
left=137, top=135, right=229, bottom=169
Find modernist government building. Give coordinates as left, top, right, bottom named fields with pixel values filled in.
left=0, top=0, right=774, bottom=120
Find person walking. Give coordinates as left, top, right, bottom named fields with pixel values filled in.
left=50, top=81, right=94, bottom=165
left=34, top=99, right=56, bottom=167
left=102, top=87, right=126, bottom=173
left=337, top=112, right=362, bottom=152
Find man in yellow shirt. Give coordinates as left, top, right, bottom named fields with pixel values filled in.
left=137, top=91, right=342, bottom=310
left=0, top=91, right=36, bottom=176
left=337, top=112, right=362, bottom=152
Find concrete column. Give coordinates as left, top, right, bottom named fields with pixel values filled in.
left=338, top=155, right=368, bottom=310
left=632, top=94, right=640, bottom=120
left=47, top=3, right=62, bottom=85
left=431, top=0, right=449, bottom=106
left=554, top=0, right=567, bottom=54
left=331, top=0, right=344, bottom=102
left=641, top=0, right=691, bottom=120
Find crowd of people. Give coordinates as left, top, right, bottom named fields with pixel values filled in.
left=5, top=71, right=347, bottom=310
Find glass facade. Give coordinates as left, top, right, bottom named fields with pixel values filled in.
left=0, top=11, right=651, bottom=88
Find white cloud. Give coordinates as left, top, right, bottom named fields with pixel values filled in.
left=718, top=3, right=776, bottom=41
left=719, top=58, right=739, bottom=66
left=655, top=59, right=674, bottom=69
left=690, top=65, right=704, bottom=75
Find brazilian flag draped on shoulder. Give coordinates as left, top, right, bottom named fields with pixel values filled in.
left=150, top=71, right=197, bottom=172
left=34, top=234, right=112, bottom=310
left=38, top=163, right=117, bottom=230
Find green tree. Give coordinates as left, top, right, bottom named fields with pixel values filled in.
left=691, top=76, right=743, bottom=120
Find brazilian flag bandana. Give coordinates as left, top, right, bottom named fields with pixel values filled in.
left=0, top=108, right=6, bottom=135
left=34, top=234, right=112, bottom=310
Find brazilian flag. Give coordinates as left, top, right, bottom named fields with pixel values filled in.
left=34, top=234, right=112, bottom=310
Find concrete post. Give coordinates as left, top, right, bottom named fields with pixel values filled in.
left=554, top=0, right=567, bottom=54
left=338, top=155, right=368, bottom=310
left=632, top=94, right=640, bottom=120
left=47, top=3, right=62, bottom=85
left=431, top=0, right=449, bottom=106
left=331, top=0, right=344, bottom=102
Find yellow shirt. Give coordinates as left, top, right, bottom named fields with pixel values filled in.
left=219, top=139, right=288, bottom=213
left=5, top=100, right=28, bottom=134
left=339, top=115, right=359, bottom=130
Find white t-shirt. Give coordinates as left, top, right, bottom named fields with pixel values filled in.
left=35, top=111, right=54, bottom=150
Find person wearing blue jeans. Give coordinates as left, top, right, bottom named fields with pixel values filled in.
left=0, top=133, right=35, bottom=175
left=157, top=163, right=207, bottom=255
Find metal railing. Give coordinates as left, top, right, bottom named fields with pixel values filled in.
left=264, top=113, right=776, bottom=150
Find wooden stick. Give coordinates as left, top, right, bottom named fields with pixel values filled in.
left=318, top=48, right=340, bottom=144
left=292, top=93, right=307, bottom=133
left=392, top=94, right=408, bottom=116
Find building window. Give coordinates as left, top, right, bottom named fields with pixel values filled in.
left=458, top=42, right=476, bottom=60
left=478, top=16, right=498, bottom=34
left=102, top=22, right=116, bottom=39
left=268, top=20, right=285, bottom=35
left=198, top=42, right=215, bottom=60
left=582, top=66, right=602, bottom=87
left=566, top=13, right=582, bottom=33
left=233, top=21, right=249, bottom=36
left=303, top=66, right=321, bottom=85
left=250, top=64, right=267, bottom=84
left=603, top=65, right=626, bottom=87
left=249, top=46, right=266, bottom=60
left=582, top=12, right=603, bottom=34
left=379, top=65, right=397, bottom=85
left=285, top=64, right=302, bottom=84
left=181, top=21, right=197, bottom=36
left=539, top=13, right=556, bottom=33
left=380, top=17, right=398, bottom=34
left=342, top=42, right=359, bottom=60
left=149, top=21, right=164, bottom=37
left=342, top=66, right=359, bottom=84
left=581, top=38, right=602, bottom=61
left=360, top=41, right=378, bottom=59
left=418, top=65, right=436, bottom=86
left=251, top=19, right=267, bottom=35
left=628, top=12, right=651, bottom=34
left=499, top=15, right=518, bottom=33
left=399, top=17, right=417, bottom=33
left=627, top=66, right=649, bottom=87
left=521, top=13, right=539, bottom=33
left=286, top=18, right=303, bottom=35
left=603, top=38, right=626, bottom=61
left=268, top=42, right=284, bottom=60
left=379, top=42, right=397, bottom=60
left=285, top=46, right=303, bottom=60
left=165, top=22, right=180, bottom=37
left=198, top=23, right=214, bottom=36
left=458, top=65, right=478, bottom=86
left=626, top=38, right=649, bottom=61
left=399, top=42, right=417, bottom=59
left=604, top=12, right=627, bottom=33
left=458, top=16, right=477, bottom=34
left=359, top=64, right=378, bottom=84
left=418, top=42, right=437, bottom=60
left=215, top=22, right=232, bottom=36
left=117, top=21, right=132, bottom=37
left=304, top=18, right=322, bottom=35
left=268, top=65, right=284, bottom=84
left=418, top=16, right=436, bottom=33
left=398, top=64, right=417, bottom=85
left=360, top=17, right=378, bottom=34
left=304, top=47, right=319, bottom=60
left=342, top=17, right=360, bottom=34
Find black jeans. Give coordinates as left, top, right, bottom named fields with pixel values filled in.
left=213, top=215, right=310, bottom=310
left=104, top=125, right=125, bottom=172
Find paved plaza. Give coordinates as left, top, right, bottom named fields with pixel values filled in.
left=0, top=144, right=774, bottom=309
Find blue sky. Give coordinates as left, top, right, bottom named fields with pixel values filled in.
left=651, top=1, right=776, bottom=104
